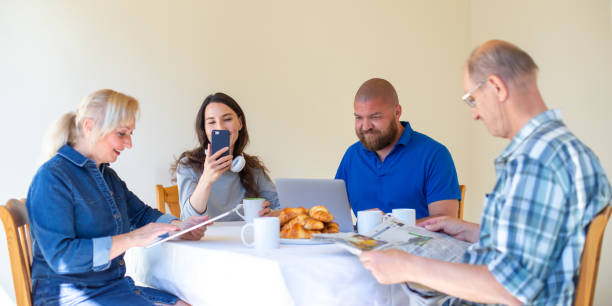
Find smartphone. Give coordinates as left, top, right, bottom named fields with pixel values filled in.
left=210, top=129, right=230, bottom=158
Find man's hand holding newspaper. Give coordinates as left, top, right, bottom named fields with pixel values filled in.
left=312, top=214, right=474, bottom=305
left=312, top=214, right=472, bottom=261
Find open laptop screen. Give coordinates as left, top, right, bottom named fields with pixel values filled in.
left=275, top=178, right=354, bottom=232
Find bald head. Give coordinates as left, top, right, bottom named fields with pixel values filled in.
left=355, top=78, right=399, bottom=106
left=467, top=40, right=538, bottom=85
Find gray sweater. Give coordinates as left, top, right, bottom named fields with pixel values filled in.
left=176, top=159, right=280, bottom=221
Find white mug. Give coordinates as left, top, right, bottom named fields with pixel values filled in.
left=357, top=210, right=382, bottom=235
left=236, top=198, right=264, bottom=223
left=392, top=208, right=416, bottom=226
left=241, top=217, right=280, bottom=250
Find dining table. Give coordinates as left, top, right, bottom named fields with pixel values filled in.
left=125, top=221, right=412, bottom=306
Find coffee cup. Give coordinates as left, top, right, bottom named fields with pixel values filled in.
left=357, top=210, right=382, bottom=235
left=392, top=208, right=416, bottom=226
left=236, top=198, right=264, bottom=223
left=240, top=217, right=280, bottom=250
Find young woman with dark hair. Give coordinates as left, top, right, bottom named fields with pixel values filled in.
left=173, top=92, right=279, bottom=220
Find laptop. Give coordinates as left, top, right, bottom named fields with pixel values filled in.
left=275, top=178, right=354, bottom=232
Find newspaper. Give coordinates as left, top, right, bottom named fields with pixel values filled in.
left=312, top=214, right=472, bottom=262
left=312, top=214, right=473, bottom=305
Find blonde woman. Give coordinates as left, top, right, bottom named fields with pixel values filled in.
left=27, top=89, right=205, bottom=306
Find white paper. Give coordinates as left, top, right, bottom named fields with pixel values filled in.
left=146, top=203, right=243, bottom=248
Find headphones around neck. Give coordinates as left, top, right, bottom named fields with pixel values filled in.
left=230, top=155, right=246, bottom=172
left=204, top=150, right=245, bottom=173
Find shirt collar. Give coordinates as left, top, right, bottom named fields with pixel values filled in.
left=496, top=109, right=562, bottom=163
left=57, top=144, right=109, bottom=171
left=397, top=121, right=413, bottom=146
left=358, top=121, right=413, bottom=152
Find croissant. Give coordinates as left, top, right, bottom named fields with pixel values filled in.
left=322, top=221, right=339, bottom=233
left=302, top=216, right=324, bottom=231
left=309, top=205, right=334, bottom=223
left=285, top=214, right=324, bottom=230
left=279, top=205, right=337, bottom=239
left=279, top=207, right=308, bottom=226
left=281, top=222, right=312, bottom=239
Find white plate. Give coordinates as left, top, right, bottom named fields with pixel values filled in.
left=280, top=238, right=332, bottom=245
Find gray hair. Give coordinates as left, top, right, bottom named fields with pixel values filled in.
left=467, top=40, right=539, bottom=84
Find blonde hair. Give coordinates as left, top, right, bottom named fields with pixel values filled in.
left=41, top=89, right=140, bottom=161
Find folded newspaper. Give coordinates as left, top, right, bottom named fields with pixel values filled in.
left=312, top=214, right=472, bottom=262
left=312, top=214, right=474, bottom=305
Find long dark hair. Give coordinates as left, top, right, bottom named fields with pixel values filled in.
left=172, top=92, right=270, bottom=198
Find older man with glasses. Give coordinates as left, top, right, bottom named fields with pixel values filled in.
left=359, top=40, right=611, bottom=305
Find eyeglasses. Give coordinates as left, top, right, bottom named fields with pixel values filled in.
left=461, top=79, right=486, bottom=108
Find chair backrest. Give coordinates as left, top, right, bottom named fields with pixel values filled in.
left=0, top=199, right=33, bottom=306
left=574, top=205, right=611, bottom=306
left=156, top=185, right=181, bottom=218
left=458, top=184, right=466, bottom=219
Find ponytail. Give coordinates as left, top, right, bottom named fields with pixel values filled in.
left=40, top=112, right=78, bottom=162
left=39, top=89, right=139, bottom=164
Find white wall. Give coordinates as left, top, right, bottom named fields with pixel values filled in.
left=469, top=0, right=612, bottom=304
left=0, top=0, right=471, bottom=303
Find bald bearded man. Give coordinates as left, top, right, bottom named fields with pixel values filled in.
left=335, top=78, right=461, bottom=220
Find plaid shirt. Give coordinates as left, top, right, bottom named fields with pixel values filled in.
left=457, top=110, right=611, bottom=305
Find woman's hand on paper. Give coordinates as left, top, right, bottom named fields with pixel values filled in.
left=110, top=222, right=179, bottom=260
left=418, top=216, right=479, bottom=243
left=172, top=216, right=210, bottom=241
left=128, top=223, right=180, bottom=247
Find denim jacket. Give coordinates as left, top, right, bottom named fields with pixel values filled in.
left=26, top=145, right=176, bottom=289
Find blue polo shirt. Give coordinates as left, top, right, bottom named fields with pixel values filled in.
left=335, top=121, right=460, bottom=219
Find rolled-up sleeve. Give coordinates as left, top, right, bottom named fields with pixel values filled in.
left=487, top=252, right=545, bottom=303
left=91, top=216, right=176, bottom=271
left=92, top=236, right=112, bottom=271
left=177, top=163, right=206, bottom=219
left=156, top=214, right=178, bottom=223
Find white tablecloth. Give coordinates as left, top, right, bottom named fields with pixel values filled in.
left=125, top=221, right=410, bottom=306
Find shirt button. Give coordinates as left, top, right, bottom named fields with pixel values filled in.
left=110, top=191, right=114, bottom=196
left=114, top=213, right=120, bottom=219
left=119, top=259, right=125, bottom=266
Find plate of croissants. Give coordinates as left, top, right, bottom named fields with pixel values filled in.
left=279, top=205, right=339, bottom=244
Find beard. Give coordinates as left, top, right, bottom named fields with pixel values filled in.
left=356, top=121, right=398, bottom=151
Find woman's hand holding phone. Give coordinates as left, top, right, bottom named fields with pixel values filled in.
left=202, top=144, right=233, bottom=186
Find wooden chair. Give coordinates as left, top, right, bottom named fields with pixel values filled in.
left=0, top=199, right=33, bottom=306
left=458, top=184, right=466, bottom=219
left=574, top=205, right=612, bottom=306
left=156, top=184, right=181, bottom=218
